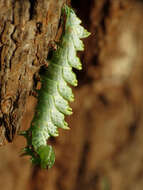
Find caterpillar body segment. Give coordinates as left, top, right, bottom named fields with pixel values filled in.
left=22, top=5, right=90, bottom=169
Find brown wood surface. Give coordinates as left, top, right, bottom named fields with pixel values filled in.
left=0, top=0, right=143, bottom=190
left=0, top=0, right=66, bottom=144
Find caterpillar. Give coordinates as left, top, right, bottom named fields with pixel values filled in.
left=21, top=5, right=90, bottom=169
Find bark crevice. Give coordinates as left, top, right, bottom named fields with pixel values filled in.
left=0, top=0, right=66, bottom=145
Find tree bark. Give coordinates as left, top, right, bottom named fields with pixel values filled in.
left=0, top=0, right=66, bottom=145
left=1, top=0, right=143, bottom=190
left=26, top=0, right=143, bottom=190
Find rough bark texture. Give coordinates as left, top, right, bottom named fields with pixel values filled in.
left=0, top=0, right=66, bottom=144
left=1, top=0, right=143, bottom=190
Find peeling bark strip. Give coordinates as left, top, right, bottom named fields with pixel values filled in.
left=0, top=0, right=66, bottom=145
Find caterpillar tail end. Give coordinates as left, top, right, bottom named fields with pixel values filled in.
left=37, top=145, right=55, bottom=169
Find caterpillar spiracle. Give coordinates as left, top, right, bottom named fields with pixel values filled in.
left=21, top=5, right=90, bottom=169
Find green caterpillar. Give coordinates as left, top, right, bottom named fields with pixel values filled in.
left=21, top=5, right=90, bottom=169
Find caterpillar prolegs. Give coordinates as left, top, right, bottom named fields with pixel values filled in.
left=21, top=5, right=90, bottom=169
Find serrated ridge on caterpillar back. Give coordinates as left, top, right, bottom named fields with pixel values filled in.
left=21, top=4, right=90, bottom=169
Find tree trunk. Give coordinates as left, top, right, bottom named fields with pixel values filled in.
left=1, top=0, right=143, bottom=190
left=0, top=0, right=66, bottom=144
